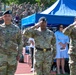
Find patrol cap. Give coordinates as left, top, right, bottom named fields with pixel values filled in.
left=39, top=17, right=47, bottom=22
left=3, top=10, right=12, bottom=15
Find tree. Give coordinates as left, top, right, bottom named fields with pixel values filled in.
left=1, top=0, right=10, bottom=11
left=1, top=0, right=56, bottom=9
left=36, top=0, right=56, bottom=8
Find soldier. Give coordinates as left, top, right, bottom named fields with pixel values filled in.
left=63, top=20, right=76, bottom=75
left=0, top=10, right=22, bottom=75
left=23, top=17, right=56, bottom=75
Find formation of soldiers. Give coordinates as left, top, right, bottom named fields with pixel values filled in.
left=11, top=2, right=45, bottom=20
left=0, top=2, right=46, bottom=28
left=0, top=7, right=76, bottom=75
left=10, top=2, right=45, bottom=29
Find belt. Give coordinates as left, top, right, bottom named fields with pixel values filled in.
left=36, top=47, right=51, bottom=52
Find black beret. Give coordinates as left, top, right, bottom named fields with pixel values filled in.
left=39, top=17, right=47, bottom=22
left=3, top=10, right=12, bottom=15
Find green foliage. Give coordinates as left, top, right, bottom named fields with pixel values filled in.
left=36, top=0, right=56, bottom=8
left=1, top=0, right=56, bottom=8
left=2, top=0, right=9, bottom=4
left=35, top=0, right=40, bottom=4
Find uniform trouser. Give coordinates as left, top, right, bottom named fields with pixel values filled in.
left=0, top=53, right=17, bottom=75
left=69, top=55, right=76, bottom=75
left=35, top=50, right=54, bottom=75
left=30, top=47, right=34, bottom=68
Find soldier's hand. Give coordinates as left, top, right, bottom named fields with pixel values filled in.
left=35, top=21, right=43, bottom=28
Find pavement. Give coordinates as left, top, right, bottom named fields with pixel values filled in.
left=15, top=48, right=34, bottom=75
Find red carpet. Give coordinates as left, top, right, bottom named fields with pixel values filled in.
left=15, top=48, right=32, bottom=74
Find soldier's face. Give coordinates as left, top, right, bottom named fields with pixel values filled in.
left=40, top=21, right=47, bottom=28
left=3, top=14, right=12, bottom=22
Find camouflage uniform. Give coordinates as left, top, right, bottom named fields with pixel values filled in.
left=23, top=27, right=56, bottom=75
left=0, top=23, right=22, bottom=75
left=63, top=23, right=76, bottom=75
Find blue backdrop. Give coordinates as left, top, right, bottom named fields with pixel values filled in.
left=21, top=13, right=74, bottom=28
left=42, top=0, right=76, bottom=16
left=22, top=0, right=76, bottom=28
